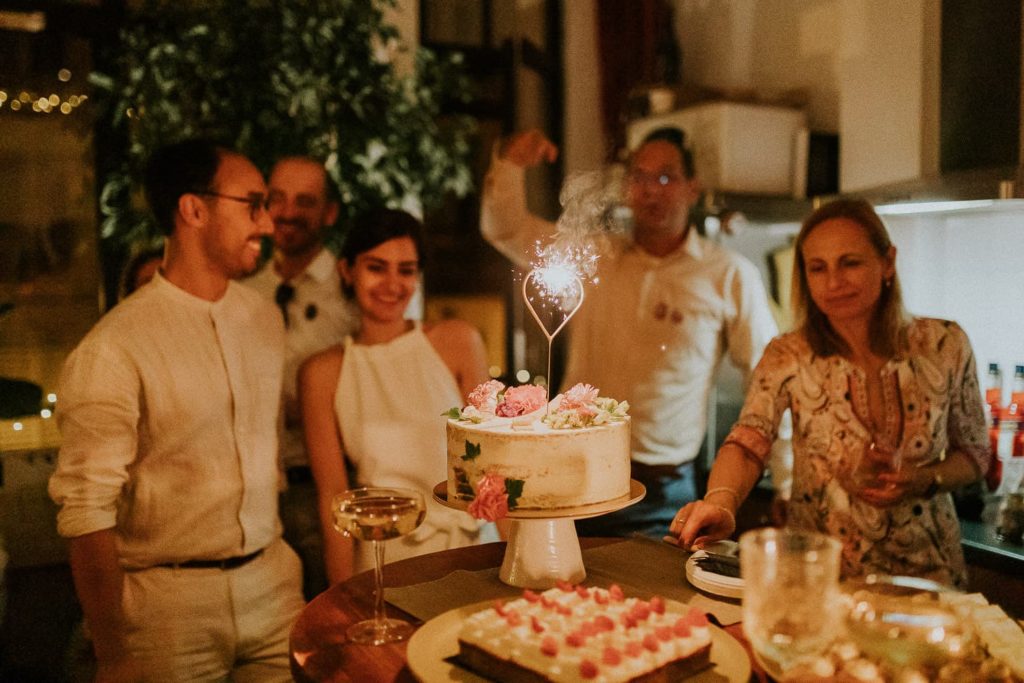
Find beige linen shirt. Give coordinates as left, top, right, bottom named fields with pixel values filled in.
left=49, top=272, right=285, bottom=569
left=482, top=154, right=778, bottom=466
left=242, top=248, right=354, bottom=468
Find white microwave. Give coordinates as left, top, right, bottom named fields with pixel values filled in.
left=627, top=102, right=809, bottom=198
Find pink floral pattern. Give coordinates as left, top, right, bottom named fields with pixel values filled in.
left=495, top=384, right=548, bottom=417
left=468, top=473, right=509, bottom=521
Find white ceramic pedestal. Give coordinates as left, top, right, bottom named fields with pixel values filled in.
left=433, top=480, right=645, bottom=590
left=499, top=518, right=585, bottom=588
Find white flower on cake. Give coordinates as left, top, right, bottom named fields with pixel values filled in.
left=447, top=380, right=629, bottom=429
left=543, top=383, right=629, bottom=429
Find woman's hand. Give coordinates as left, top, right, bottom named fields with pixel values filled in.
left=665, top=501, right=736, bottom=550
left=839, top=441, right=910, bottom=507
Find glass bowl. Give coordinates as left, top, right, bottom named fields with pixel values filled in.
left=843, top=574, right=976, bottom=670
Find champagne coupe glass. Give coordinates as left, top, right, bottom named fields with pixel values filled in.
left=334, top=487, right=426, bottom=645
left=741, top=528, right=843, bottom=681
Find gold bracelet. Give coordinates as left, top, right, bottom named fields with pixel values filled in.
left=706, top=503, right=737, bottom=534
left=704, top=486, right=741, bottom=508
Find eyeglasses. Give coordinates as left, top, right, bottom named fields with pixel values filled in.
left=193, top=190, right=270, bottom=221
left=266, top=192, right=321, bottom=211
left=626, top=171, right=684, bottom=188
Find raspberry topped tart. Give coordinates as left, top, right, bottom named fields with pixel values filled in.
left=456, top=582, right=714, bottom=682
left=445, top=381, right=631, bottom=518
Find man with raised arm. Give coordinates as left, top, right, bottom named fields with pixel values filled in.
left=481, top=128, right=780, bottom=537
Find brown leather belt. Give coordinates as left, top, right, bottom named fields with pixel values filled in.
left=159, top=548, right=264, bottom=570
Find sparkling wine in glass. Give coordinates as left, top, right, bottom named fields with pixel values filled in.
left=334, top=487, right=426, bottom=645
left=741, top=528, right=843, bottom=681
left=850, top=437, right=903, bottom=491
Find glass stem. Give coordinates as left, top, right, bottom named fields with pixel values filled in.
left=372, top=539, right=386, bottom=627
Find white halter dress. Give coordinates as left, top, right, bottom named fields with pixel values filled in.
left=336, top=322, right=488, bottom=572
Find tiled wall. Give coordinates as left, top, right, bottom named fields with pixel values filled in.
left=886, top=205, right=1024, bottom=396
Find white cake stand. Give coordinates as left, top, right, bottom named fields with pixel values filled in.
left=432, top=479, right=645, bottom=590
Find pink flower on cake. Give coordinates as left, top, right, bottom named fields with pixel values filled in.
left=467, top=379, right=505, bottom=414
left=560, top=383, right=600, bottom=415
left=468, top=473, right=509, bottom=521
left=495, top=384, right=547, bottom=417
left=561, top=382, right=598, bottom=419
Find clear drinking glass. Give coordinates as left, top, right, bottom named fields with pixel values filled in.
left=333, top=487, right=426, bottom=645
left=741, top=528, right=843, bottom=681
left=850, top=439, right=903, bottom=491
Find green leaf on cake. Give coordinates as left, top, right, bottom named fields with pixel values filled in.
left=453, top=468, right=474, bottom=497
left=443, top=407, right=462, bottom=419
left=505, top=479, right=525, bottom=509
left=462, top=440, right=481, bottom=461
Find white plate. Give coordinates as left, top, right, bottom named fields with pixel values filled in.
left=406, top=598, right=751, bottom=682
left=685, top=540, right=743, bottom=600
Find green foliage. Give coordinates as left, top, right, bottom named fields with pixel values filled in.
left=92, top=0, right=475, bottom=250
left=461, top=440, right=481, bottom=461
left=443, top=407, right=462, bottom=419
left=505, top=478, right=525, bottom=509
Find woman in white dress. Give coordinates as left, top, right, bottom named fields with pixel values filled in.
left=299, top=209, right=492, bottom=584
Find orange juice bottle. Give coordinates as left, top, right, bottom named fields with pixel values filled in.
left=1007, top=365, right=1024, bottom=419
left=986, top=363, right=1004, bottom=422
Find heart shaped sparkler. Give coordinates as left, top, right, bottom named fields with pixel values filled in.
left=523, top=266, right=584, bottom=408
left=523, top=267, right=584, bottom=343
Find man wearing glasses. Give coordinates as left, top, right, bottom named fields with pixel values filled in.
left=242, top=155, right=354, bottom=601
left=50, top=139, right=302, bottom=681
left=481, top=127, right=779, bottom=538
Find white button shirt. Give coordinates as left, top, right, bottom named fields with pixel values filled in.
left=242, top=248, right=355, bottom=468
left=49, top=273, right=285, bottom=569
left=482, top=155, right=779, bottom=466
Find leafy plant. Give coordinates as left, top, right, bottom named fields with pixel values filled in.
left=91, top=0, right=475, bottom=251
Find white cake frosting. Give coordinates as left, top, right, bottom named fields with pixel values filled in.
left=458, top=583, right=713, bottom=683
left=447, top=418, right=630, bottom=510
left=446, top=381, right=631, bottom=512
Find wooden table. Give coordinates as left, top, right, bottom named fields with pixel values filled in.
left=289, top=538, right=761, bottom=682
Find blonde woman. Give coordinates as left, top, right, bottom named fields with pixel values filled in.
left=670, top=199, right=989, bottom=588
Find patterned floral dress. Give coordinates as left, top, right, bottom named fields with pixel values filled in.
left=725, top=318, right=990, bottom=588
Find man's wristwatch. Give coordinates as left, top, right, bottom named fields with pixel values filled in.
left=921, top=468, right=944, bottom=498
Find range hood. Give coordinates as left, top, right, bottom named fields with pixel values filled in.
left=852, top=165, right=1024, bottom=216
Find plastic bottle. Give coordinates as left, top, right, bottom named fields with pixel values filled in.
left=1007, top=365, right=1024, bottom=419
left=986, top=363, right=1004, bottom=422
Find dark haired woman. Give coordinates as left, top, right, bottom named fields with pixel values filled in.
left=670, top=199, right=989, bottom=588
left=299, top=209, right=492, bottom=584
